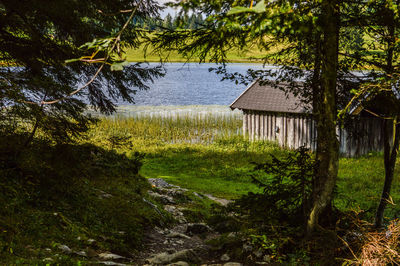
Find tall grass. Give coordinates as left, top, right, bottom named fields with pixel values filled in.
left=90, top=112, right=243, bottom=145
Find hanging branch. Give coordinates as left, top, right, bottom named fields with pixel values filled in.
left=363, top=108, right=398, bottom=121
left=23, top=6, right=138, bottom=106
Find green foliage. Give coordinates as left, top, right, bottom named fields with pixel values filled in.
left=134, top=13, right=205, bottom=30
left=249, top=234, right=286, bottom=262
left=0, top=0, right=165, bottom=142
left=228, top=0, right=266, bottom=15
left=233, top=147, right=315, bottom=226
left=2, top=111, right=396, bottom=263
left=0, top=134, right=168, bottom=264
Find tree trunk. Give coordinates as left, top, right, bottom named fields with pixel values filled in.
left=23, top=94, right=47, bottom=148
left=23, top=116, right=40, bottom=148
left=375, top=14, right=398, bottom=228
left=306, top=0, right=340, bottom=235
left=375, top=119, right=400, bottom=228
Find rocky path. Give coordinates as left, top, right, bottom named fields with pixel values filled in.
left=133, top=178, right=242, bottom=266
left=39, top=178, right=272, bottom=265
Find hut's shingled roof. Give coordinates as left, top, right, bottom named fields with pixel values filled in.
left=230, top=81, right=310, bottom=114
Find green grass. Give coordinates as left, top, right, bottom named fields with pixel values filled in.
left=141, top=144, right=265, bottom=199
left=337, top=154, right=400, bottom=218
left=124, top=42, right=280, bottom=63
left=125, top=36, right=378, bottom=71
left=88, top=114, right=285, bottom=198
left=0, top=134, right=170, bottom=264
left=87, top=112, right=400, bottom=220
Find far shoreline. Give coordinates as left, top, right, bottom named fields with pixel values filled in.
left=87, top=104, right=243, bottom=118
left=126, top=58, right=267, bottom=64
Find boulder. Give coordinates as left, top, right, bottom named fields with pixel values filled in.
left=166, top=232, right=191, bottom=239
left=253, top=249, right=263, bottom=258
left=147, top=249, right=200, bottom=264
left=164, top=188, right=190, bottom=202
left=75, top=250, right=87, bottom=257
left=167, top=261, right=189, bottom=266
left=148, top=191, right=175, bottom=204
left=186, top=223, right=211, bottom=235
left=242, top=243, right=253, bottom=253
left=220, top=254, right=230, bottom=262
left=178, top=217, right=187, bottom=224
left=97, top=262, right=126, bottom=266
left=98, top=252, right=126, bottom=260
left=57, top=244, right=72, bottom=254
left=148, top=178, right=177, bottom=189
left=193, top=192, right=203, bottom=199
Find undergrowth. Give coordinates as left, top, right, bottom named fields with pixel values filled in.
left=0, top=134, right=169, bottom=264
left=205, top=147, right=400, bottom=265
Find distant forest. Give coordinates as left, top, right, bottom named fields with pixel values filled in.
left=135, top=13, right=205, bottom=30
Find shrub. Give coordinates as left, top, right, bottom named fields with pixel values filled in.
left=233, top=146, right=315, bottom=227
left=0, top=135, right=165, bottom=263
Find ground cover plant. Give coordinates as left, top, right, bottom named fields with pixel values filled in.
left=0, top=133, right=170, bottom=264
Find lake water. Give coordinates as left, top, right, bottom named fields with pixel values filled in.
left=129, top=63, right=270, bottom=106
left=113, top=63, right=273, bottom=116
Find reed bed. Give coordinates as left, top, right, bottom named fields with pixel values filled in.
left=90, top=112, right=244, bottom=145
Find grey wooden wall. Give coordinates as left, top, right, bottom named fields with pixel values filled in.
left=242, top=110, right=385, bottom=157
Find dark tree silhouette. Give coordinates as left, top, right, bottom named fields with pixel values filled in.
left=0, top=0, right=165, bottom=143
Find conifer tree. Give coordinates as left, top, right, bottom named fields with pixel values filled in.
left=0, top=0, right=165, bottom=143
left=339, top=0, right=400, bottom=228
left=163, top=14, right=174, bottom=29
left=150, top=0, right=340, bottom=234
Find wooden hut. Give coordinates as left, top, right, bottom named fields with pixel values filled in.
left=230, top=80, right=385, bottom=157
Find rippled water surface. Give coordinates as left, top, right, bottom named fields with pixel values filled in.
left=127, top=63, right=272, bottom=106
left=102, top=63, right=276, bottom=116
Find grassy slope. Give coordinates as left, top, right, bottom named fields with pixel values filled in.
left=124, top=43, right=274, bottom=63
left=126, top=46, right=375, bottom=70
left=0, top=135, right=169, bottom=264
left=91, top=115, right=400, bottom=220
left=125, top=37, right=376, bottom=70
left=88, top=116, right=276, bottom=199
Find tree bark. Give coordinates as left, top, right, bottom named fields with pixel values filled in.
left=23, top=93, right=47, bottom=148
left=375, top=14, right=398, bottom=228
left=375, top=119, right=400, bottom=228
left=306, top=0, right=340, bottom=235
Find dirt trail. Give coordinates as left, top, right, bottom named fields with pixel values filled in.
left=132, top=178, right=241, bottom=266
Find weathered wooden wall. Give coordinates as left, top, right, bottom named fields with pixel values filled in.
left=242, top=110, right=384, bottom=157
